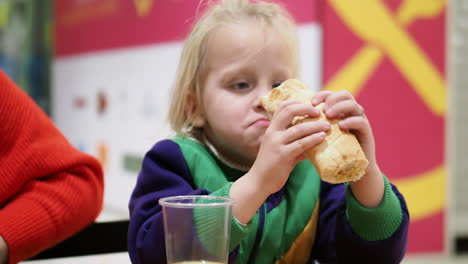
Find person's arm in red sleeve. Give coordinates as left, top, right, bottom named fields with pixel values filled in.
left=0, top=71, right=104, bottom=264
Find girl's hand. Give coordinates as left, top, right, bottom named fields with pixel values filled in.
left=230, top=100, right=329, bottom=225
left=250, top=100, right=329, bottom=195
left=311, top=90, right=376, bottom=168
left=312, top=90, right=384, bottom=208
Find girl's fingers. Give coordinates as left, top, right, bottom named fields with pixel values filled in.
left=282, top=121, right=330, bottom=144
left=274, top=99, right=302, bottom=112
left=338, top=116, right=372, bottom=145
left=325, top=100, right=365, bottom=119
left=339, top=116, right=375, bottom=159
left=322, top=90, right=354, bottom=112
left=285, top=131, right=327, bottom=158
left=338, top=115, right=368, bottom=131
left=271, top=101, right=320, bottom=130
left=311, top=91, right=333, bottom=106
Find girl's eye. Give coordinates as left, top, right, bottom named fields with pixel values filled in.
left=233, top=82, right=250, bottom=90
left=272, top=82, right=282, bottom=88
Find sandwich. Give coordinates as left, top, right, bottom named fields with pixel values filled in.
left=261, top=79, right=369, bottom=183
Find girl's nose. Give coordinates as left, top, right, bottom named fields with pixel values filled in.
left=254, top=96, right=264, bottom=110
left=254, top=84, right=270, bottom=110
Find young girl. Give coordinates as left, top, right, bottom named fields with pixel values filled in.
left=128, top=0, right=409, bottom=263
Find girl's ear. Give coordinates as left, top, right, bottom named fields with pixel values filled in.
left=186, top=92, right=205, bottom=128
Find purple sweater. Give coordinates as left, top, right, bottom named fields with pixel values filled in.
left=128, top=138, right=409, bottom=263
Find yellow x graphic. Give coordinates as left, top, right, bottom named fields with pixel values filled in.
left=326, top=0, right=445, bottom=116
left=134, top=0, right=154, bottom=16
left=326, top=0, right=446, bottom=221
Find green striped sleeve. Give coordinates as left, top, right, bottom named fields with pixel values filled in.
left=209, top=182, right=252, bottom=251
left=192, top=182, right=252, bottom=254
left=345, top=175, right=403, bottom=241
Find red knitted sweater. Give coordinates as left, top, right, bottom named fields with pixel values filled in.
left=0, top=71, right=104, bottom=264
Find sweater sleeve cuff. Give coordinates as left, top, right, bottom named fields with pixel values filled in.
left=345, top=175, right=403, bottom=241
left=210, top=182, right=252, bottom=251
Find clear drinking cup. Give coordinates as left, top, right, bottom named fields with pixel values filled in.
left=159, top=195, right=234, bottom=264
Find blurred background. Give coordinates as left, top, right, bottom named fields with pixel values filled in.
left=0, top=0, right=466, bottom=263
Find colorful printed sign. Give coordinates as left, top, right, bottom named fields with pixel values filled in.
left=322, top=0, right=446, bottom=253
left=55, top=0, right=318, bottom=56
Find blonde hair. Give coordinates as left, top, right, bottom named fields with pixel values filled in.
left=168, top=0, right=299, bottom=138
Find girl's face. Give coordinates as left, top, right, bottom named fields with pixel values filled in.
left=198, top=21, right=294, bottom=167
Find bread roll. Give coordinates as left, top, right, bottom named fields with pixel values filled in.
left=261, top=79, right=369, bottom=183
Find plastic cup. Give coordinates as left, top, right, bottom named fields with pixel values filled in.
left=159, top=195, right=234, bottom=264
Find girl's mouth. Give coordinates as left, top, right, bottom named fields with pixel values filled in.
left=253, top=119, right=271, bottom=128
